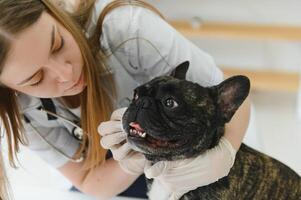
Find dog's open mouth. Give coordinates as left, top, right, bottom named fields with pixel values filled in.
left=128, top=122, right=187, bottom=148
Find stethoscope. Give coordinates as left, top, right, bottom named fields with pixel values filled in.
left=25, top=85, right=128, bottom=164
left=28, top=108, right=84, bottom=163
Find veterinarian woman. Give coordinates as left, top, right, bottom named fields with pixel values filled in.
left=0, top=0, right=250, bottom=199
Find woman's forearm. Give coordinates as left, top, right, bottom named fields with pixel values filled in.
left=59, top=158, right=139, bottom=199
left=224, top=96, right=251, bottom=150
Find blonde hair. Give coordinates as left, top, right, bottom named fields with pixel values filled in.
left=0, top=0, right=163, bottom=199
left=0, top=1, right=113, bottom=199
left=0, top=150, right=11, bottom=200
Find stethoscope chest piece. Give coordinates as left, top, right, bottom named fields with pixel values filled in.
left=28, top=106, right=85, bottom=163
left=72, top=126, right=84, bottom=141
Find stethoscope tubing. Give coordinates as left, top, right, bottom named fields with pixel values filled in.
left=28, top=108, right=84, bottom=163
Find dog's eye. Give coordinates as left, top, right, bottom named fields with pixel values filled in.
left=164, top=98, right=178, bottom=108
left=133, top=91, right=139, bottom=101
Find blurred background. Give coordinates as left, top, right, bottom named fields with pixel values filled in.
left=3, top=0, right=301, bottom=199
left=150, top=0, right=301, bottom=172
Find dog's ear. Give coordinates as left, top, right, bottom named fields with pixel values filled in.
left=215, top=75, right=250, bottom=123
left=171, top=61, right=190, bottom=80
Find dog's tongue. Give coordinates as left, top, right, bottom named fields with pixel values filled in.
left=129, top=122, right=144, bottom=132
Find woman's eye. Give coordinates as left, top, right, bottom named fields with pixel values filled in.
left=164, top=98, right=178, bottom=108
left=53, top=37, right=64, bottom=53
left=30, top=79, right=42, bottom=87
left=30, top=72, right=44, bottom=87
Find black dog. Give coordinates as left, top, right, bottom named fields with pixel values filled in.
left=122, top=61, right=301, bottom=200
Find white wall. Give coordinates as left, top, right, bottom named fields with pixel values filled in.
left=148, top=0, right=301, bottom=72
left=149, top=0, right=301, bottom=26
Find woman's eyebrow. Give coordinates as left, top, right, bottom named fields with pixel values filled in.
left=17, top=25, right=55, bottom=86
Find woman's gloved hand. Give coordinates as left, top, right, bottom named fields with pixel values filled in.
left=98, top=107, right=147, bottom=175
left=144, top=137, right=237, bottom=200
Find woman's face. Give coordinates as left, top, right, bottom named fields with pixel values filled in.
left=0, top=11, right=86, bottom=98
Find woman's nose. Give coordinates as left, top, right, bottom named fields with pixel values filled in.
left=48, top=59, right=73, bottom=83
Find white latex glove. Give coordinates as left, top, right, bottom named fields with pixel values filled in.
left=98, top=107, right=147, bottom=175
left=144, top=137, right=237, bottom=200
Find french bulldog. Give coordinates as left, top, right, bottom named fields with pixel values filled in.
left=122, top=61, right=301, bottom=200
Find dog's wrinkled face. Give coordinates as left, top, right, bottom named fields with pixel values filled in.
left=122, top=61, right=250, bottom=162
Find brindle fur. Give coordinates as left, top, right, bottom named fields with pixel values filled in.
left=122, top=61, right=301, bottom=200
left=182, top=144, right=301, bottom=200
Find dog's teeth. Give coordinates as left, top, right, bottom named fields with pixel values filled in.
left=129, top=128, right=146, bottom=138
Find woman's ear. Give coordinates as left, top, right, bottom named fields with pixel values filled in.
left=171, top=61, right=190, bottom=80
